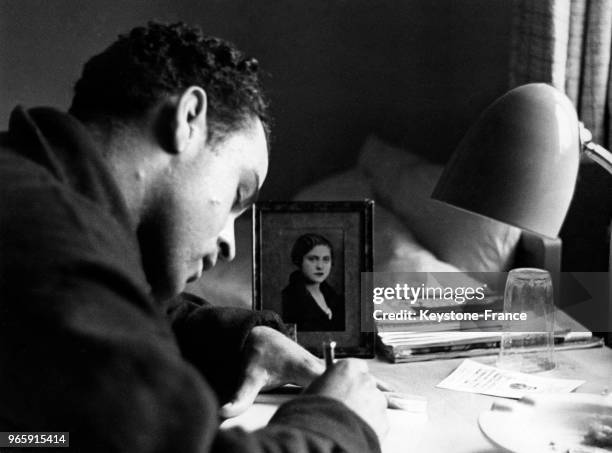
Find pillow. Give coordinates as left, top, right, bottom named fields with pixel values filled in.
left=293, top=169, right=464, bottom=273
left=358, top=135, right=522, bottom=274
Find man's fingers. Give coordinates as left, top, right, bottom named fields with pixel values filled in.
left=290, top=354, right=325, bottom=386
left=338, top=358, right=369, bottom=373
left=219, top=371, right=267, bottom=419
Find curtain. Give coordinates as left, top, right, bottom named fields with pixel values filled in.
left=510, top=1, right=612, bottom=344
left=509, top=0, right=612, bottom=147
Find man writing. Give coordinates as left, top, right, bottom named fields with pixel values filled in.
left=0, top=22, right=387, bottom=452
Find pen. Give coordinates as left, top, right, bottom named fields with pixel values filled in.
left=323, top=340, right=336, bottom=368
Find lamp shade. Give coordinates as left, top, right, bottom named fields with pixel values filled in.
left=432, top=83, right=580, bottom=238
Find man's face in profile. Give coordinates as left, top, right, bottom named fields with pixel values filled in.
left=142, top=117, right=268, bottom=301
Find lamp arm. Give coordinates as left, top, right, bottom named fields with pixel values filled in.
left=579, top=123, right=612, bottom=175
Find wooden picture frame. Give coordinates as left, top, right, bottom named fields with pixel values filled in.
left=253, top=201, right=375, bottom=358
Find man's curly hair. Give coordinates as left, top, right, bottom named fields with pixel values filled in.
left=69, top=22, right=269, bottom=143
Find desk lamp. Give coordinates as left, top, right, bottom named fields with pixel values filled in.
left=432, top=83, right=612, bottom=239
left=432, top=83, right=612, bottom=341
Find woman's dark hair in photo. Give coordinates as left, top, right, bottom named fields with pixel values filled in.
left=290, top=233, right=334, bottom=267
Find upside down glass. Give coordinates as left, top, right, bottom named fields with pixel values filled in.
left=496, top=268, right=556, bottom=373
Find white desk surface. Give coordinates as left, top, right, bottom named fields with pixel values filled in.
left=368, top=346, right=612, bottom=452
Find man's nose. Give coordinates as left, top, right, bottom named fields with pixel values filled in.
left=217, top=219, right=236, bottom=262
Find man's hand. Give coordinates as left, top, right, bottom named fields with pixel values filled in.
left=305, top=359, right=389, bottom=442
left=219, top=325, right=324, bottom=418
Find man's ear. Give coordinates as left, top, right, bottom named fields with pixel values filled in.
left=173, top=86, right=208, bottom=154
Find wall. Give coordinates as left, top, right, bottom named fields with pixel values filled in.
left=0, top=0, right=512, bottom=199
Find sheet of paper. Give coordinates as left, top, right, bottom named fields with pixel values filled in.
left=436, top=359, right=585, bottom=399
left=221, top=393, right=428, bottom=453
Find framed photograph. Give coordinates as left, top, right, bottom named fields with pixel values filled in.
left=253, top=201, right=374, bottom=358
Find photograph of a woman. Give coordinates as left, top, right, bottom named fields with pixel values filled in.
left=281, top=233, right=345, bottom=331
left=254, top=201, right=374, bottom=355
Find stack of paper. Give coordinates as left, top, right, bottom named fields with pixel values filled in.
left=378, top=330, right=501, bottom=363
left=377, top=301, right=603, bottom=363
left=377, top=329, right=601, bottom=363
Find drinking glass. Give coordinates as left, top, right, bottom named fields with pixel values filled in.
left=497, top=268, right=556, bottom=373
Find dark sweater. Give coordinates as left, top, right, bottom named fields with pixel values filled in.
left=0, top=107, right=380, bottom=453
left=282, top=271, right=346, bottom=331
